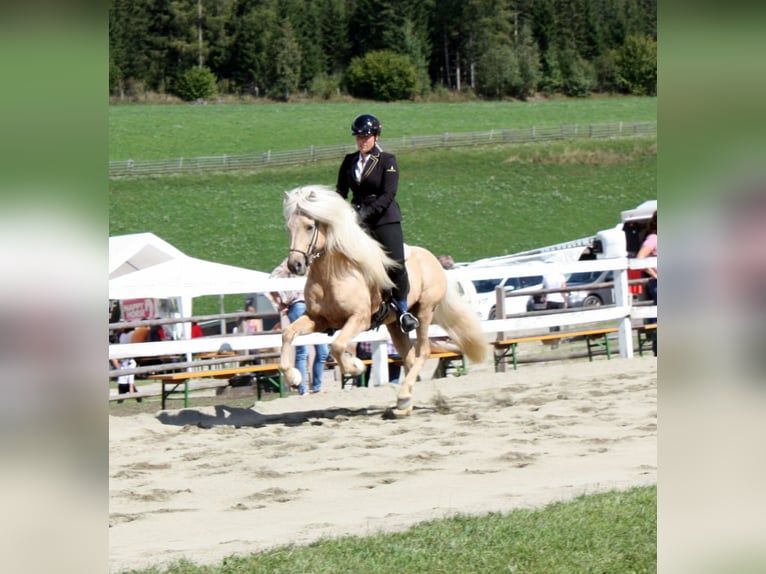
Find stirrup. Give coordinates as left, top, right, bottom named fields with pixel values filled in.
left=399, top=311, right=419, bottom=333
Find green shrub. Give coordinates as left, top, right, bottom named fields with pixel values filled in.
left=477, top=44, right=520, bottom=98
left=345, top=50, right=417, bottom=101
left=615, top=34, right=657, bottom=96
left=539, top=49, right=563, bottom=96
left=308, top=73, right=341, bottom=100
left=593, top=51, right=619, bottom=93
left=174, top=66, right=218, bottom=101
left=558, top=49, right=594, bottom=97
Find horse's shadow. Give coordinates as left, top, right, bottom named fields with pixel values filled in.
left=156, top=403, right=397, bottom=428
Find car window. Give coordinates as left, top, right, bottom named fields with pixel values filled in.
left=519, top=275, right=543, bottom=288
left=567, top=271, right=602, bottom=284
left=472, top=278, right=503, bottom=293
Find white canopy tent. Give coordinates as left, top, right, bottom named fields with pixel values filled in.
left=109, top=232, right=186, bottom=279
left=620, top=199, right=657, bottom=223
left=108, top=256, right=272, bottom=302
left=109, top=232, right=276, bottom=340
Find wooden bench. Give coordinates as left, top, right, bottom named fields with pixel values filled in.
left=634, top=323, right=657, bottom=356
left=429, top=350, right=467, bottom=378
left=494, top=327, right=619, bottom=371
left=148, top=364, right=284, bottom=409
left=337, top=348, right=466, bottom=388
left=109, top=380, right=229, bottom=405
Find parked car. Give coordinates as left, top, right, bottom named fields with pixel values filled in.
left=472, top=274, right=544, bottom=320
left=565, top=269, right=615, bottom=308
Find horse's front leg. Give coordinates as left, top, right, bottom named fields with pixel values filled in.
left=328, top=313, right=369, bottom=381
left=390, top=307, right=434, bottom=416
left=279, top=314, right=316, bottom=389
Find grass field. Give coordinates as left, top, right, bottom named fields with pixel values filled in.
left=109, top=97, right=656, bottom=161
left=119, top=485, right=656, bottom=574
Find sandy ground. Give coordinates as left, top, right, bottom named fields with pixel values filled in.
left=109, top=355, right=657, bottom=573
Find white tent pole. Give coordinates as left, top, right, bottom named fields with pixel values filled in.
left=180, top=295, right=193, bottom=365
left=219, top=294, right=226, bottom=334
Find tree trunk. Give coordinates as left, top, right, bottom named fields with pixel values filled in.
left=455, top=49, right=461, bottom=91
left=443, top=30, right=450, bottom=87
left=197, top=0, right=203, bottom=68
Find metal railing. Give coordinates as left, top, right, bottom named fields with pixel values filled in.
left=109, top=120, right=656, bottom=178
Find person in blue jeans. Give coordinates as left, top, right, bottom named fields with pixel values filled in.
left=269, top=259, right=330, bottom=394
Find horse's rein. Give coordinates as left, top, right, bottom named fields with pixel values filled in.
left=289, top=217, right=323, bottom=268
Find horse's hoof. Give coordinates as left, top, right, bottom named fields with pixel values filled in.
left=382, top=406, right=412, bottom=419
left=350, top=357, right=365, bottom=376
left=392, top=396, right=413, bottom=417
left=285, top=368, right=302, bottom=389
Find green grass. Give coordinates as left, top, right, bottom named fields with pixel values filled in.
left=117, top=485, right=656, bottom=574
left=109, top=97, right=656, bottom=160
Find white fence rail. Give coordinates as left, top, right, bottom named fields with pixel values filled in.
left=109, top=121, right=657, bottom=178
left=108, top=255, right=657, bottom=384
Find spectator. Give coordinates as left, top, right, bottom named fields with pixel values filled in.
left=269, top=258, right=329, bottom=395
left=239, top=300, right=264, bottom=363
left=190, top=322, right=203, bottom=338
left=130, top=325, right=149, bottom=343
left=438, top=255, right=455, bottom=270
left=636, top=210, right=657, bottom=356
left=112, top=328, right=141, bottom=403
left=542, top=269, right=569, bottom=348
left=242, top=300, right=263, bottom=336
left=148, top=321, right=167, bottom=342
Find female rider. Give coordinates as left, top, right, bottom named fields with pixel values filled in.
left=335, top=113, right=419, bottom=333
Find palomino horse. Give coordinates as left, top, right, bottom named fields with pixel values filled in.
left=279, top=185, right=486, bottom=416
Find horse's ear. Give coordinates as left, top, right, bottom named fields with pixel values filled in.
left=308, top=189, right=316, bottom=200
left=283, top=191, right=290, bottom=201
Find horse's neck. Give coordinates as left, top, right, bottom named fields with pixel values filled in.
left=309, top=250, right=343, bottom=278
left=310, top=251, right=364, bottom=287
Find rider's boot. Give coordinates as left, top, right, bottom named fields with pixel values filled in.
left=395, top=299, right=419, bottom=333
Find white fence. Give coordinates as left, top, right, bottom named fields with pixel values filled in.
left=109, top=121, right=657, bottom=178
left=108, top=254, right=657, bottom=385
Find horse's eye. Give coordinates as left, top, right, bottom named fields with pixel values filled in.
left=306, top=223, right=315, bottom=232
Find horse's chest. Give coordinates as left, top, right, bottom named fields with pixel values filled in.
left=305, top=279, right=370, bottom=323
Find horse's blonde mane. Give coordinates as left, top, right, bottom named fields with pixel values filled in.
left=284, top=185, right=397, bottom=290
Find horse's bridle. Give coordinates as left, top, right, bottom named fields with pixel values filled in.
left=289, top=217, right=323, bottom=268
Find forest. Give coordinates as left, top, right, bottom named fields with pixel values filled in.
left=109, top=0, right=656, bottom=102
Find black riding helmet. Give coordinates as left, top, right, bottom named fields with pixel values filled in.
left=351, top=113, right=381, bottom=136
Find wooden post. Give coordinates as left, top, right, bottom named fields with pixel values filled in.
left=495, top=285, right=507, bottom=373
left=370, top=340, right=389, bottom=386
left=614, top=260, right=634, bottom=359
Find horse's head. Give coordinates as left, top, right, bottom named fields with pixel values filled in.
left=286, top=210, right=327, bottom=276
left=283, top=186, right=338, bottom=275
left=283, top=185, right=395, bottom=287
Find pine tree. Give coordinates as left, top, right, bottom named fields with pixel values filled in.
left=271, top=18, right=302, bottom=100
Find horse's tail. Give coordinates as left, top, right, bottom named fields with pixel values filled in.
left=433, top=281, right=487, bottom=364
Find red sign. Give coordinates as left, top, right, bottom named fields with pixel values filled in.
left=121, top=298, right=155, bottom=322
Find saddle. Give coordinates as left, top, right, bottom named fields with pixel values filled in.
left=370, top=244, right=412, bottom=330
left=370, top=295, right=396, bottom=331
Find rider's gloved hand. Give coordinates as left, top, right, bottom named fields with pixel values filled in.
left=357, top=205, right=373, bottom=223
